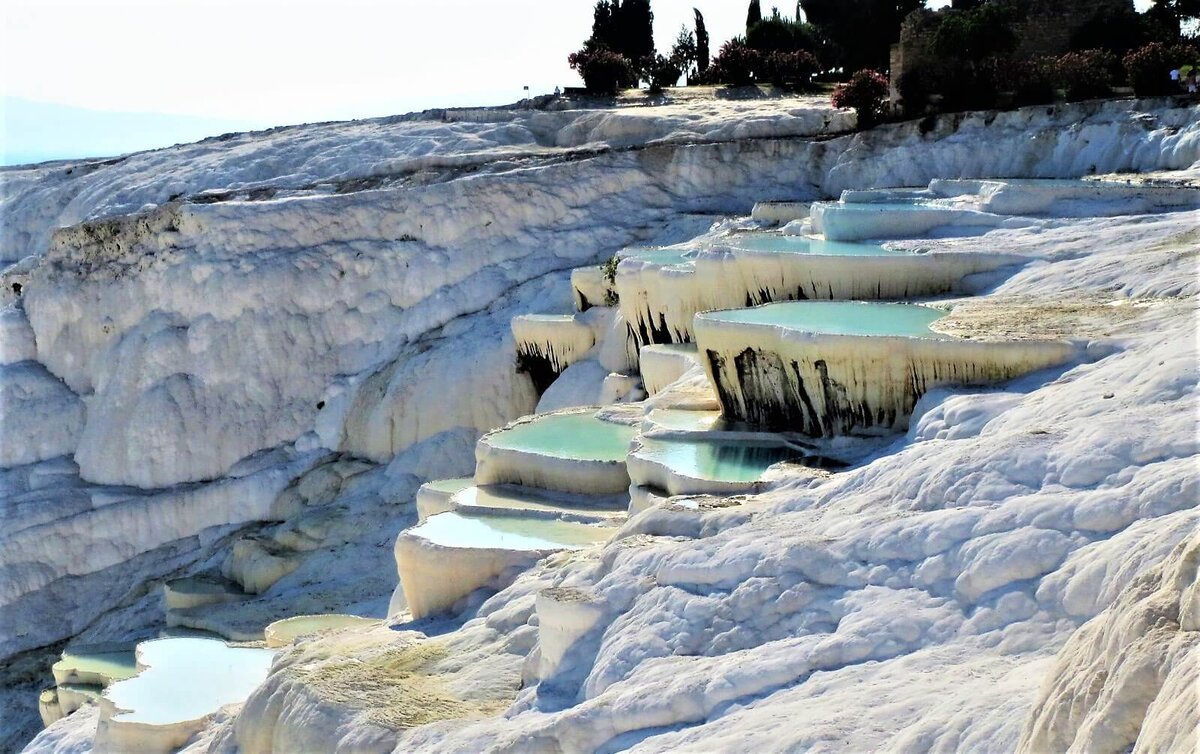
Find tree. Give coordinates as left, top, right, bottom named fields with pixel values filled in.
left=572, top=0, right=656, bottom=90
left=587, top=0, right=655, bottom=64
left=801, top=0, right=926, bottom=73
left=747, top=0, right=763, bottom=32
left=620, top=0, right=656, bottom=64
left=695, top=8, right=711, bottom=76
left=1145, top=0, right=1200, bottom=39
left=931, top=2, right=1018, bottom=62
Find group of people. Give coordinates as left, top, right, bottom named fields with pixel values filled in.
left=1170, top=64, right=1200, bottom=93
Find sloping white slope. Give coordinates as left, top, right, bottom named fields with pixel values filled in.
left=13, top=99, right=1198, bottom=491
left=0, top=96, right=852, bottom=265
left=215, top=211, right=1197, bottom=754
left=3, top=98, right=1199, bottom=752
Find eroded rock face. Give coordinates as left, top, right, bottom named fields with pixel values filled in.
left=1018, top=535, right=1200, bottom=754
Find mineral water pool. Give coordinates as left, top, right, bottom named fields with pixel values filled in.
left=621, top=248, right=695, bottom=266
left=487, top=412, right=636, bottom=462
left=53, top=649, right=138, bottom=685
left=645, top=408, right=725, bottom=432
left=701, top=302, right=953, bottom=339
left=412, top=511, right=615, bottom=550
left=104, top=637, right=274, bottom=725
left=266, top=614, right=377, bottom=645
left=728, top=234, right=902, bottom=256
left=637, top=438, right=801, bottom=482
left=517, top=314, right=577, bottom=323
left=422, top=477, right=474, bottom=495
left=453, top=485, right=625, bottom=517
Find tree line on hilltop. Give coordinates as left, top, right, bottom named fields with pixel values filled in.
left=567, top=0, right=1199, bottom=129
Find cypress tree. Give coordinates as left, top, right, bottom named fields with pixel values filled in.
left=747, top=0, right=763, bottom=31
left=694, top=8, right=710, bottom=74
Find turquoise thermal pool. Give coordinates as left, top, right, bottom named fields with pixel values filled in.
left=265, top=615, right=377, bottom=647
left=452, top=485, right=625, bottom=519
left=636, top=438, right=803, bottom=482
left=485, top=412, right=635, bottom=462
left=422, top=477, right=475, bottom=495
left=53, top=649, right=137, bottom=686
left=701, top=302, right=953, bottom=339
left=410, top=511, right=614, bottom=551
left=104, top=637, right=274, bottom=725
left=621, top=248, right=695, bottom=266
left=727, top=235, right=902, bottom=256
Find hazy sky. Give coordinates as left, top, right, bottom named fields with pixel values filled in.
left=3, top=0, right=752, bottom=124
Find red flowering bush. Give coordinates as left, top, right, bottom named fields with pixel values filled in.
left=832, top=69, right=891, bottom=128
left=1123, top=42, right=1199, bottom=96
left=1056, top=49, right=1119, bottom=102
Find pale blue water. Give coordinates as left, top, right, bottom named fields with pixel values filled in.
left=267, top=615, right=376, bottom=644
left=453, top=485, right=623, bottom=515
left=412, top=511, right=614, bottom=550
left=487, top=413, right=635, bottom=461
left=638, top=438, right=799, bottom=482
left=645, top=409, right=724, bottom=432
left=621, top=248, right=694, bottom=266
left=423, top=478, right=474, bottom=494
left=701, top=302, right=952, bottom=338
left=105, top=638, right=274, bottom=725
left=518, top=314, right=577, bottom=323
left=53, top=650, right=137, bottom=683
left=729, top=235, right=902, bottom=256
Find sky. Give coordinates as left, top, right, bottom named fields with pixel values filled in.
left=0, top=0, right=1158, bottom=164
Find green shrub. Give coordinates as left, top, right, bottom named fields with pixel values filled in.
left=645, top=54, right=684, bottom=92
left=709, top=39, right=761, bottom=86
left=568, top=43, right=635, bottom=94
left=988, top=56, right=1058, bottom=107
left=762, top=50, right=820, bottom=87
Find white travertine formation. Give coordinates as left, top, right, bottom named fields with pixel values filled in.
left=512, top=314, right=596, bottom=393
left=695, top=304, right=1076, bottom=435
left=535, top=588, right=606, bottom=681
left=162, top=575, right=247, bottom=611
left=1018, top=535, right=1199, bottom=754
left=639, top=344, right=700, bottom=395
left=570, top=266, right=614, bottom=311
left=751, top=201, right=811, bottom=225
left=221, top=538, right=304, bottom=595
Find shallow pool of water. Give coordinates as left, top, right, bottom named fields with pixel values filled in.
left=267, top=615, right=376, bottom=644
left=487, top=412, right=635, bottom=461
left=636, top=438, right=802, bottom=482
left=621, top=248, right=694, bottom=266
left=702, top=302, right=952, bottom=339
left=104, top=638, right=274, bottom=725
left=423, top=477, right=475, bottom=495
left=645, top=409, right=725, bottom=432
left=454, top=485, right=624, bottom=517
left=728, top=234, right=901, bottom=256
left=54, top=650, right=137, bottom=684
left=412, top=511, right=614, bottom=550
